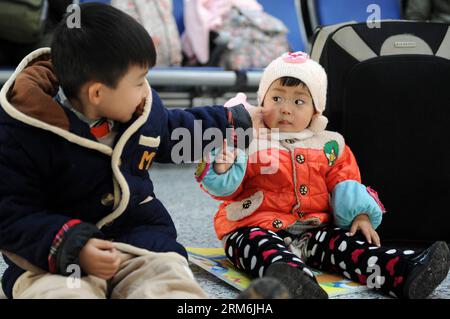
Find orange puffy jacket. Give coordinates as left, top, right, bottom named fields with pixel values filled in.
left=196, top=130, right=372, bottom=240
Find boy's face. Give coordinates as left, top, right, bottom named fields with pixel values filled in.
left=262, top=79, right=315, bottom=132
left=88, top=65, right=150, bottom=123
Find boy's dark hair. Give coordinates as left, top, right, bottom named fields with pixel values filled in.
left=279, top=76, right=306, bottom=87
left=51, top=3, right=156, bottom=100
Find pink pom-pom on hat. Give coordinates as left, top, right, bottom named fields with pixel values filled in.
left=282, top=51, right=310, bottom=64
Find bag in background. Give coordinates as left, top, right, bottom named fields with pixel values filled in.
left=0, top=0, right=47, bottom=44
left=212, top=6, right=290, bottom=70
left=111, top=0, right=182, bottom=66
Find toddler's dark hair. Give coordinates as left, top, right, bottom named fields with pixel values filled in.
left=279, top=76, right=306, bottom=87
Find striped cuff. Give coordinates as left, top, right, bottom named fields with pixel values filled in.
left=226, top=104, right=252, bottom=131
left=48, top=219, right=82, bottom=273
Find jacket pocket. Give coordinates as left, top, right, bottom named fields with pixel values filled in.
left=225, top=191, right=264, bottom=221
left=139, top=195, right=154, bottom=205
left=138, top=135, right=160, bottom=148
left=134, top=135, right=160, bottom=173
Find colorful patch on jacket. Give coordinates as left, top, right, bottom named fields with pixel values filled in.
left=195, top=160, right=210, bottom=183
left=139, top=151, right=156, bottom=170
left=324, top=140, right=339, bottom=166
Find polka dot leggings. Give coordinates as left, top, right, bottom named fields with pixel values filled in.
left=224, top=227, right=317, bottom=281
left=225, top=226, right=419, bottom=298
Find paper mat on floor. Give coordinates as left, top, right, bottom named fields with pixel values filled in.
left=187, top=247, right=370, bottom=298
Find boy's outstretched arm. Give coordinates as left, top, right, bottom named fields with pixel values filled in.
left=0, top=130, right=103, bottom=277
left=151, top=89, right=254, bottom=164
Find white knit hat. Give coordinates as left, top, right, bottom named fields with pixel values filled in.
left=257, top=52, right=328, bottom=134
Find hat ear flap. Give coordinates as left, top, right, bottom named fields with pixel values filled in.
left=309, top=114, right=328, bottom=134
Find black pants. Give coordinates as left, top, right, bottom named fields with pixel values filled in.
left=225, top=226, right=419, bottom=298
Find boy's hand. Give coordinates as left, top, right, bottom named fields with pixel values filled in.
left=248, top=107, right=269, bottom=139
left=214, top=139, right=237, bottom=175
left=79, top=238, right=121, bottom=280
left=248, top=106, right=264, bottom=130
left=349, top=214, right=381, bottom=246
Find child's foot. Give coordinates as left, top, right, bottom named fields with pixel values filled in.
left=265, top=262, right=328, bottom=299
left=238, top=277, right=291, bottom=299
left=403, top=241, right=450, bottom=299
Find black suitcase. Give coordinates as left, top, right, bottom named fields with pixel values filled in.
left=310, top=21, right=450, bottom=244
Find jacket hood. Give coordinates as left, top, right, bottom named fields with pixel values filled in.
left=2, top=48, right=69, bottom=130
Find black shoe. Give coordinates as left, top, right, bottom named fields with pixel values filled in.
left=403, top=241, right=450, bottom=299
left=238, top=277, right=291, bottom=299
left=265, top=262, right=328, bottom=299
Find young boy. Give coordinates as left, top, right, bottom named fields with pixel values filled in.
left=0, top=3, right=259, bottom=299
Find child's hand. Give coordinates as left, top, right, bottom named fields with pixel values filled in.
left=349, top=214, right=381, bottom=246
left=213, top=139, right=237, bottom=175
left=79, top=238, right=121, bottom=280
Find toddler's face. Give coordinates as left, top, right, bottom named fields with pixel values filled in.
left=95, top=65, right=150, bottom=123
left=261, top=79, right=315, bottom=132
